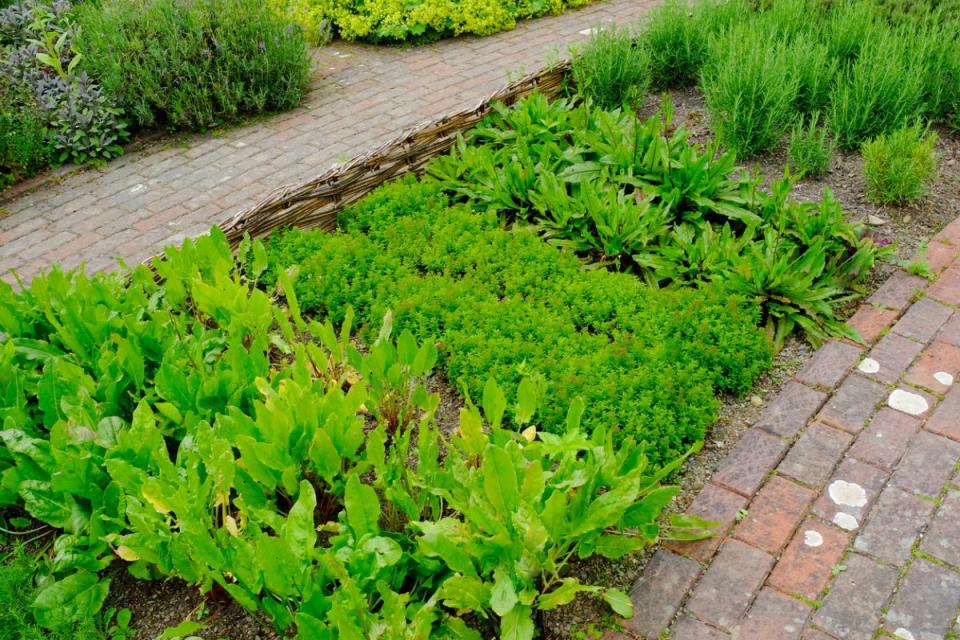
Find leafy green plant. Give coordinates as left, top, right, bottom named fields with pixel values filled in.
left=571, top=25, right=651, bottom=110
left=642, top=0, right=707, bottom=89
left=430, top=93, right=887, bottom=347
left=861, top=121, right=938, bottom=204
left=272, top=0, right=601, bottom=44
left=700, top=24, right=800, bottom=156
left=787, top=113, right=834, bottom=177
left=75, top=0, right=311, bottom=129
left=0, top=229, right=709, bottom=638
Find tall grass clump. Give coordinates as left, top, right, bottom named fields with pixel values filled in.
left=787, top=113, right=834, bottom=177
left=822, top=0, right=878, bottom=63
left=75, top=0, right=312, bottom=129
left=862, top=122, right=938, bottom=204
left=784, top=34, right=838, bottom=115
left=907, top=16, right=960, bottom=122
left=700, top=25, right=799, bottom=156
left=642, top=0, right=706, bottom=89
left=829, top=27, right=925, bottom=148
left=571, top=25, right=651, bottom=109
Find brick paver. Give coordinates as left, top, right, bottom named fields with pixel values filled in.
left=626, top=238, right=960, bottom=639
left=0, top=0, right=657, bottom=283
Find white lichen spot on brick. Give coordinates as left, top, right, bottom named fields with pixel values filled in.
left=888, top=389, right=929, bottom=416
left=894, top=628, right=915, bottom=640
left=129, top=183, right=147, bottom=194
left=803, top=530, right=824, bottom=547
left=858, top=357, right=881, bottom=374
left=934, top=371, right=955, bottom=386
left=828, top=480, right=867, bottom=507
left=832, top=512, right=859, bottom=531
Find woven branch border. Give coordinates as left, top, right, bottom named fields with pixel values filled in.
left=216, top=62, right=570, bottom=245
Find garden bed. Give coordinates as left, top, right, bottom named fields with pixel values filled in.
left=4, top=0, right=960, bottom=638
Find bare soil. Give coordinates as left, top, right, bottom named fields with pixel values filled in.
left=106, top=88, right=960, bottom=639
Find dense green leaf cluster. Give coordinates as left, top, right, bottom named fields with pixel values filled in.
left=268, top=0, right=596, bottom=45
left=862, top=122, right=939, bottom=204
left=266, top=176, right=772, bottom=463
left=430, top=94, right=889, bottom=346
left=0, top=230, right=703, bottom=638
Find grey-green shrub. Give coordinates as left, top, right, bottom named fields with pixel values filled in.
left=571, top=25, right=650, bottom=109
left=75, top=0, right=311, bottom=129
left=862, top=122, right=938, bottom=204
left=700, top=25, right=799, bottom=156
left=787, top=113, right=833, bottom=177
left=643, top=0, right=706, bottom=89
left=829, top=27, right=925, bottom=148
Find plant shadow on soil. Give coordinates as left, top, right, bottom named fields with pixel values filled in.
left=99, top=87, right=960, bottom=640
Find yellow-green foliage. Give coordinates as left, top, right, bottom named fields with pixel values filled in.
left=271, top=0, right=596, bottom=43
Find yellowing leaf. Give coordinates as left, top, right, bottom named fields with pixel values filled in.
left=114, top=546, right=140, bottom=561
left=141, top=486, right=172, bottom=515
left=225, top=515, right=240, bottom=537
left=521, top=426, right=537, bottom=442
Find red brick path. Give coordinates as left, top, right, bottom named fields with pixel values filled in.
left=0, top=0, right=657, bottom=283
left=619, top=218, right=960, bottom=639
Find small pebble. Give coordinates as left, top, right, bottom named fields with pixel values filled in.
left=750, top=395, right=763, bottom=407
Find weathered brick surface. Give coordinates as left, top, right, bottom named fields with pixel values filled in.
left=862, top=333, right=925, bottom=384
left=812, top=456, right=888, bottom=532
left=685, top=540, right=774, bottom=630
left=904, top=341, right=960, bottom=394
left=732, top=587, right=811, bottom=640
left=927, top=385, right=960, bottom=442
left=711, top=428, right=790, bottom=497
left=816, top=374, right=887, bottom=433
left=734, top=476, right=816, bottom=553
left=884, top=559, right=960, bottom=640
left=928, top=263, right=960, bottom=305
left=890, top=297, right=954, bottom=343
left=854, top=486, right=936, bottom=565
left=812, top=553, right=899, bottom=640
left=920, top=489, right=960, bottom=567
left=664, top=483, right=748, bottom=562
left=0, top=0, right=661, bottom=279
left=795, top=342, right=864, bottom=390
left=624, top=550, right=701, bottom=639
left=670, top=614, right=731, bottom=640
left=778, top=422, right=853, bottom=488
left=847, top=304, right=900, bottom=344
left=848, top=407, right=921, bottom=471
left=867, top=270, right=928, bottom=311
left=755, top=382, right=828, bottom=438
left=768, top=517, right=850, bottom=600
left=889, top=430, right=960, bottom=498
left=937, top=312, right=960, bottom=347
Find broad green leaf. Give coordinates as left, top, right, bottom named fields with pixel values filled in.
left=515, top=378, right=537, bottom=426
left=344, top=475, right=380, bottom=537
left=482, top=379, right=507, bottom=429
left=603, top=588, right=633, bottom=618
left=482, top=446, right=519, bottom=515
left=32, top=570, right=110, bottom=629
left=283, top=480, right=317, bottom=559
left=490, top=568, right=519, bottom=616
left=500, top=604, right=535, bottom=640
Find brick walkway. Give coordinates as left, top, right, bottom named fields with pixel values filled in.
left=620, top=219, right=960, bottom=640
left=0, top=0, right=657, bottom=284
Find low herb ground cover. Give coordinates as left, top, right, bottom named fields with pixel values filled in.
left=0, top=0, right=311, bottom=187
left=0, top=230, right=710, bottom=639
left=267, top=177, right=771, bottom=464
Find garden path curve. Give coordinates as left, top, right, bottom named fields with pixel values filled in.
left=619, top=217, right=960, bottom=640
left=0, top=0, right=656, bottom=283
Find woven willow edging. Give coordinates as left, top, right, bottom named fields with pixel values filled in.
left=215, top=62, right=569, bottom=246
